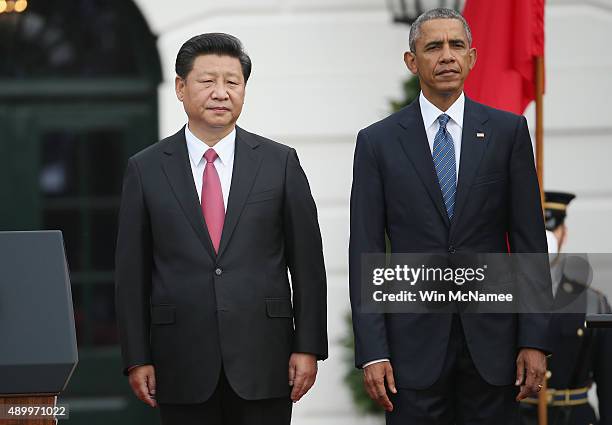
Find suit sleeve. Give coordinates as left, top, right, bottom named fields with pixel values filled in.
left=283, top=148, right=328, bottom=360
left=349, top=129, right=390, bottom=368
left=115, top=158, right=153, bottom=375
left=507, top=116, right=553, bottom=353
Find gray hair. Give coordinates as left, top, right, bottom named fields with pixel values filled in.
left=409, top=8, right=472, bottom=53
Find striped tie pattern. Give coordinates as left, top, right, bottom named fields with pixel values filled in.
left=432, top=114, right=456, bottom=219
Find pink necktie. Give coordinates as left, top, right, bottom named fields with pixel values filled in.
left=201, top=149, right=225, bottom=253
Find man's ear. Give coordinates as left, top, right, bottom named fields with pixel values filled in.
left=175, top=76, right=185, bottom=102
left=404, top=51, right=418, bottom=75
left=468, top=47, right=477, bottom=71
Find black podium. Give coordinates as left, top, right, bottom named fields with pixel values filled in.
left=0, top=231, right=78, bottom=424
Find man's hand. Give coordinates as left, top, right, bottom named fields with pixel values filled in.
left=288, top=353, right=317, bottom=403
left=128, top=365, right=157, bottom=407
left=515, top=348, right=547, bottom=401
left=363, top=361, right=397, bottom=412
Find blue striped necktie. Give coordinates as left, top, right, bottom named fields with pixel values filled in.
left=432, top=114, right=456, bottom=219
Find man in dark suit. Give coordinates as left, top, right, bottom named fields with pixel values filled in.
left=349, top=8, right=552, bottom=424
left=115, top=33, right=327, bottom=425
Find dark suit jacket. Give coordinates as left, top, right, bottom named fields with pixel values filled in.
left=115, top=125, right=327, bottom=404
left=349, top=97, right=552, bottom=389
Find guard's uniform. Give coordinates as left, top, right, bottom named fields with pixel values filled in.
left=520, top=191, right=612, bottom=425
left=519, top=276, right=612, bottom=425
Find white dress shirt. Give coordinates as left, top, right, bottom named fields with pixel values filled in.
left=362, top=92, right=466, bottom=369
left=185, top=125, right=236, bottom=210
left=419, top=91, right=464, bottom=178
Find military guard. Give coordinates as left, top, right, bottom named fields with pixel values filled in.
left=520, top=191, right=612, bottom=425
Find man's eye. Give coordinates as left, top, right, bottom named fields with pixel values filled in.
left=227, top=81, right=238, bottom=85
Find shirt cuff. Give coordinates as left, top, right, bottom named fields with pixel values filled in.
left=126, top=364, right=150, bottom=374
left=362, top=358, right=390, bottom=369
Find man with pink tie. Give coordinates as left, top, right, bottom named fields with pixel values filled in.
left=115, top=33, right=328, bottom=425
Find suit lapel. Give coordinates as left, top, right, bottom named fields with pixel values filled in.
left=161, top=126, right=216, bottom=259
left=449, top=98, right=490, bottom=238
left=217, top=126, right=262, bottom=258
left=397, top=100, right=451, bottom=227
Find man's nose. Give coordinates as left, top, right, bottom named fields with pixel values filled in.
left=212, top=83, right=229, bottom=100
left=440, top=43, right=455, bottom=63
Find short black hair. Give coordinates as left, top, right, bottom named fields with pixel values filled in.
left=175, top=33, right=252, bottom=82
left=409, top=8, right=472, bottom=53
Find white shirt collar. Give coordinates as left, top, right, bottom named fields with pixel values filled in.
left=185, top=124, right=236, bottom=167
left=419, top=91, right=465, bottom=130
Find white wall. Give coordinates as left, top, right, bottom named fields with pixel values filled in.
left=525, top=2, right=612, bottom=255
left=133, top=0, right=612, bottom=422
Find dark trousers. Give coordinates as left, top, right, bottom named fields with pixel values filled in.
left=387, top=315, right=519, bottom=425
left=159, top=368, right=292, bottom=425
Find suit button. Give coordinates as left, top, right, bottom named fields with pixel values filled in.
left=577, top=328, right=584, bottom=337
left=448, top=246, right=456, bottom=254
left=215, top=268, right=223, bottom=276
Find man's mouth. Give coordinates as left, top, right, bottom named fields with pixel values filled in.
left=208, top=107, right=230, bottom=111
left=436, top=69, right=459, bottom=76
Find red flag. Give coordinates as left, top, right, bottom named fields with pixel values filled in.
left=463, top=0, right=544, bottom=114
